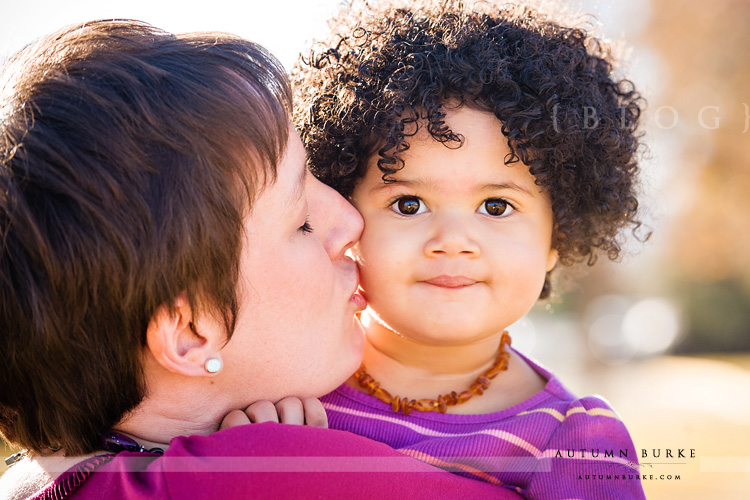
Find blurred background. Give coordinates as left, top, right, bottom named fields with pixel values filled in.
left=1, top=0, right=748, bottom=498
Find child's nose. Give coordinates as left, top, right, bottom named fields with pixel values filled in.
left=423, top=215, right=480, bottom=258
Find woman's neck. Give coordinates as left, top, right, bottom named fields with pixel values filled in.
left=112, top=354, right=235, bottom=447
left=114, top=381, right=226, bottom=447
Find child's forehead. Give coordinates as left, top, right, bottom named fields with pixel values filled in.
left=352, top=105, right=548, bottom=200
left=407, top=101, right=498, bottom=133
left=366, top=105, right=510, bottom=171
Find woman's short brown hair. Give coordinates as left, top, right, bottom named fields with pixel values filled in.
left=0, top=20, right=291, bottom=454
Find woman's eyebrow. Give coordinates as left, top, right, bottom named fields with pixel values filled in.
left=288, top=166, right=307, bottom=207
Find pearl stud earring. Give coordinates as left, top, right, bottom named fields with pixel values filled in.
left=204, top=358, right=222, bottom=374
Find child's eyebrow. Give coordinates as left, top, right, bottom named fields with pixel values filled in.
left=369, top=178, right=429, bottom=194
left=480, top=182, right=536, bottom=197
left=371, top=178, right=536, bottom=197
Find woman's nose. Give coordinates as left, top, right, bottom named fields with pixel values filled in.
left=308, top=174, right=363, bottom=258
left=424, top=213, right=480, bottom=258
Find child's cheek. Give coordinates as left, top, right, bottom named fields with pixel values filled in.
left=347, top=242, right=363, bottom=263
left=350, top=241, right=379, bottom=276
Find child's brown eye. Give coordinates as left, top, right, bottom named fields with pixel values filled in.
left=480, top=198, right=515, bottom=217
left=391, top=196, right=426, bottom=216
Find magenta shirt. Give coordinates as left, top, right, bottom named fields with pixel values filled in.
left=30, top=423, right=523, bottom=499
left=321, top=351, right=647, bottom=499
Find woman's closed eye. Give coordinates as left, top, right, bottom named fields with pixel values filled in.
left=478, top=198, right=515, bottom=218
left=299, top=216, right=314, bottom=234
left=389, top=196, right=428, bottom=216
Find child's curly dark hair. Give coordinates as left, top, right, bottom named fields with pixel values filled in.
left=292, top=0, right=647, bottom=298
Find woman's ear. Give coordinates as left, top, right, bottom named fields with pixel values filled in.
left=145, top=292, right=223, bottom=377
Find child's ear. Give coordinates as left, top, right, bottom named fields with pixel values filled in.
left=546, top=248, right=559, bottom=272
left=145, top=292, right=223, bottom=377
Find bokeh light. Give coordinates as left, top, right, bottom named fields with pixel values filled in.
left=622, top=298, right=684, bottom=354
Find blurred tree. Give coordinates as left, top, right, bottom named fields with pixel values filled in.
left=646, top=0, right=750, bottom=284
left=647, top=0, right=750, bottom=350
left=561, top=0, right=750, bottom=354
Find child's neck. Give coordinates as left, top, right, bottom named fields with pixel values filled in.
left=362, top=313, right=503, bottom=376
left=354, top=311, right=505, bottom=398
left=349, top=311, right=547, bottom=415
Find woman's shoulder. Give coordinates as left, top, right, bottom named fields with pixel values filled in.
left=0, top=457, right=53, bottom=500
left=140, top=424, right=524, bottom=499
left=20, top=425, right=524, bottom=500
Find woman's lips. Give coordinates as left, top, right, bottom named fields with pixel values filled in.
left=349, top=265, right=367, bottom=311
left=350, top=290, right=367, bottom=311
left=423, top=275, right=478, bottom=288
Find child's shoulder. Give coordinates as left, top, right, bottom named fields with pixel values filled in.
left=511, top=352, right=633, bottom=437
left=509, top=350, right=624, bottom=417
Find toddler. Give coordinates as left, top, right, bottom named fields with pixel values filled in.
left=293, top=1, right=647, bottom=498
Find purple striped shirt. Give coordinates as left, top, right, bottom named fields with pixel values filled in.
left=321, top=351, right=647, bottom=499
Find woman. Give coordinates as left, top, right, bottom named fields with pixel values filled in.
left=0, top=20, right=522, bottom=499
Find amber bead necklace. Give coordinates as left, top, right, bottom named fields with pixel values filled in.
left=353, top=331, right=511, bottom=414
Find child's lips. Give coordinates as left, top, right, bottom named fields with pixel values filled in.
left=423, top=275, right=478, bottom=288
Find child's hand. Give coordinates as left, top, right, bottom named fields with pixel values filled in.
left=219, top=397, right=328, bottom=430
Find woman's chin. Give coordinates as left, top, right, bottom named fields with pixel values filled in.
left=321, top=318, right=365, bottom=395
